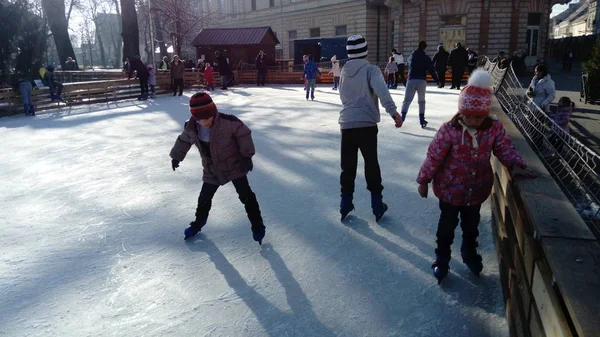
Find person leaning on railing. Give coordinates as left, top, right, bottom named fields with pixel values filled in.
left=527, top=64, right=556, bottom=113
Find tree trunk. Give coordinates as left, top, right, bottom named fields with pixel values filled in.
left=175, top=19, right=182, bottom=57
left=120, top=0, right=139, bottom=60
left=96, top=29, right=107, bottom=67
left=149, top=0, right=168, bottom=58
left=42, top=0, right=78, bottom=69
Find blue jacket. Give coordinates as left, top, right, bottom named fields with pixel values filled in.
left=407, top=49, right=439, bottom=83
left=303, top=60, right=319, bottom=80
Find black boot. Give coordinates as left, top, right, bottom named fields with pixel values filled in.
left=419, top=114, right=428, bottom=128
left=461, top=241, right=483, bottom=276
left=371, top=193, right=388, bottom=222
left=432, top=248, right=451, bottom=284
left=242, top=192, right=265, bottom=245
left=340, top=193, right=354, bottom=220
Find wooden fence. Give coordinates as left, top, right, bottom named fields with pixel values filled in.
left=490, top=97, right=600, bottom=337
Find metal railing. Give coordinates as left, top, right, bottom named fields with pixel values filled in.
left=486, top=58, right=600, bottom=236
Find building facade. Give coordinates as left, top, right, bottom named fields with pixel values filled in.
left=551, top=0, right=599, bottom=39
left=198, top=0, right=569, bottom=65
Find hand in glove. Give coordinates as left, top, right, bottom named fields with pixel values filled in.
left=171, top=159, right=180, bottom=171
left=243, top=157, right=253, bottom=172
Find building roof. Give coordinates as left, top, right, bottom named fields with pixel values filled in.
left=191, top=27, right=280, bottom=47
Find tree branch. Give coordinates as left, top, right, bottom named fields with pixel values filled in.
left=66, top=0, right=76, bottom=23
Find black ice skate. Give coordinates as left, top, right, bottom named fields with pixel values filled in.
left=461, top=243, right=483, bottom=276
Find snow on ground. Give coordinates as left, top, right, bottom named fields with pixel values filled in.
left=0, top=85, right=508, bottom=337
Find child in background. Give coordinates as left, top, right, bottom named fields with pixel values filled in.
left=416, top=70, right=535, bottom=284
left=328, top=55, right=341, bottom=90
left=147, top=64, right=156, bottom=98
left=170, top=92, right=266, bottom=244
left=548, top=96, right=573, bottom=134
left=204, top=63, right=215, bottom=91
left=385, top=56, right=397, bottom=88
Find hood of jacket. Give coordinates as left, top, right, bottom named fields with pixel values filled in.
left=341, top=59, right=370, bottom=78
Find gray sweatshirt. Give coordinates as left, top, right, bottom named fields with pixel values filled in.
left=338, top=59, right=397, bottom=129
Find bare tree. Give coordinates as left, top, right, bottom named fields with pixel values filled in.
left=42, top=0, right=79, bottom=68
left=120, top=0, right=139, bottom=60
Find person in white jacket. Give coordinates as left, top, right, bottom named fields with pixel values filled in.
left=527, top=64, right=555, bottom=112
left=329, top=55, right=342, bottom=90
left=392, top=48, right=406, bottom=87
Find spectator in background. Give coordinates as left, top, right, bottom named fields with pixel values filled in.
left=549, top=97, right=573, bottom=134
left=171, top=55, right=185, bottom=96
left=122, top=58, right=130, bottom=73
left=527, top=64, right=555, bottom=113
left=17, top=77, right=35, bottom=116
left=466, top=47, right=478, bottom=74
left=302, top=55, right=319, bottom=100
left=215, top=51, right=231, bottom=90
left=196, top=59, right=205, bottom=73
left=204, top=63, right=215, bottom=91
left=432, top=44, right=449, bottom=88
left=563, top=50, right=574, bottom=71
left=160, top=56, right=169, bottom=71
left=147, top=64, right=156, bottom=98
left=255, top=50, right=267, bottom=86
left=64, top=57, right=78, bottom=70
left=448, top=43, right=468, bottom=90
left=392, top=48, right=406, bottom=88
left=43, top=65, right=65, bottom=102
left=127, top=56, right=150, bottom=100
left=302, top=54, right=309, bottom=90
left=493, top=51, right=509, bottom=69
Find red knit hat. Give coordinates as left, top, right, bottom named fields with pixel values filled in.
left=189, top=92, right=217, bottom=120
left=458, top=70, right=493, bottom=116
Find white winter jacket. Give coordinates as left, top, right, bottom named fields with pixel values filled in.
left=529, top=74, right=556, bottom=112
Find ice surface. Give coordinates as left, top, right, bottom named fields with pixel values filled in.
left=0, top=85, right=508, bottom=336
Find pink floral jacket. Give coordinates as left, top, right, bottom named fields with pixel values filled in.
left=417, top=119, right=526, bottom=206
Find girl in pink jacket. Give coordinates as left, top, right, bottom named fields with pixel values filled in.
left=416, top=70, right=534, bottom=284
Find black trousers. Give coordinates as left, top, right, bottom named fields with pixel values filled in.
left=436, top=200, right=481, bottom=257
left=340, top=126, right=383, bottom=195
left=173, top=78, right=184, bottom=95
left=194, top=175, right=264, bottom=229
left=387, top=73, right=395, bottom=86
left=257, top=72, right=266, bottom=86
left=396, top=64, right=406, bottom=86
left=138, top=73, right=149, bottom=95
left=451, top=68, right=464, bottom=88
left=436, top=67, right=446, bottom=87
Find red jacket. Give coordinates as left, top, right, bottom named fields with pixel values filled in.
left=204, top=66, right=214, bottom=85
left=417, top=118, right=526, bottom=206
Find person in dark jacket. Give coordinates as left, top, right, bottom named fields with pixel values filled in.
left=466, top=47, right=478, bottom=73
left=43, top=65, right=65, bottom=102
left=171, top=55, right=185, bottom=96
left=302, top=55, right=319, bottom=100
left=128, top=56, right=150, bottom=99
left=64, top=57, right=78, bottom=70
left=215, top=51, right=231, bottom=90
left=255, top=50, right=267, bottom=86
left=401, top=41, right=440, bottom=128
left=492, top=51, right=509, bottom=69
left=432, top=45, right=449, bottom=88
left=170, top=92, right=266, bottom=244
left=448, top=43, right=468, bottom=89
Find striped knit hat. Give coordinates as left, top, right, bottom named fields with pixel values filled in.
left=458, top=70, right=493, bottom=116
left=189, top=92, right=217, bottom=120
left=346, top=35, right=368, bottom=59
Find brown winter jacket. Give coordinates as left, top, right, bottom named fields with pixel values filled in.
left=171, top=60, right=185, bottom=79
left=169, top=112, right=255, bottom=185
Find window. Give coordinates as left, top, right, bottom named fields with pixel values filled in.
left=309, top=28, right=320, bottom=38
left=288, top=30, right=297, bottom=40
left=269, top=0, right=275, bottom=7
left=251, top=0, right=256, bottom=11
left=335, top=25, right=347, bottom=36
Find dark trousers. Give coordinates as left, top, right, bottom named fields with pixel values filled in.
left=221, top=75, right=228, bottom=89
left=49, top=81, right=64, bottom=97
left=138, top=73, right=149, bottom=96
left=451, top=68, right=464, bottom=88
left=194, top=175, right=264, bottom=229
left=173, top=78, right=184, bottom=95
left=257, top=72, right=266, bottom=86
left=340, top=126, right=383, bottom=195
left=396, top=64, right=406, bottom=86
left=435, top=200, right=481, bottom=257
left=436, top=67, right=446, bottom=87
left=387, top=73, right=395, bottom=86
left=333, top=76, right=340, bottom=89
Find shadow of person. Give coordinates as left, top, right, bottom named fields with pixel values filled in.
left=259, top=243, right=337, bottom=337
left=185, top=237, right=336, bottom=336
left=439, top=270, right=505, bottom=316
left=342, top=215, right=433, bottom=276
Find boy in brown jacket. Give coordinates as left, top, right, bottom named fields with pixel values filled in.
left=170, top=92, right=266, bottom=244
